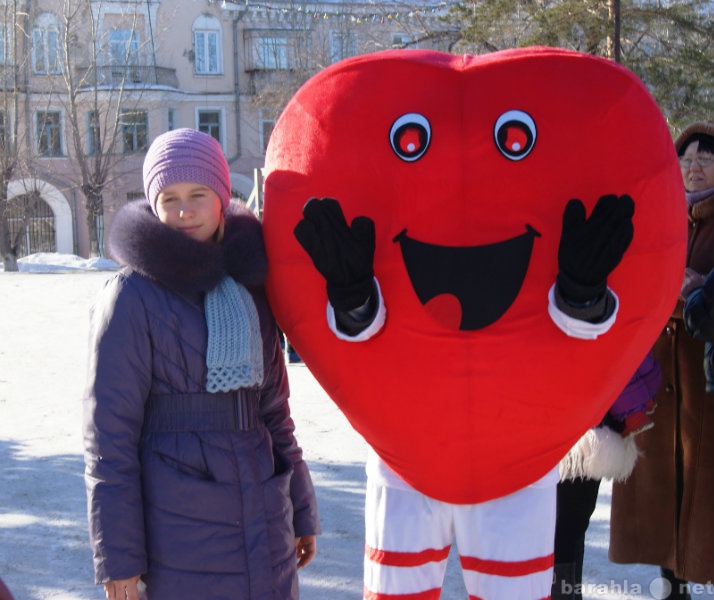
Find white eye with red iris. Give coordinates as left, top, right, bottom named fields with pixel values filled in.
left=494, top=110, right=536, bottom=161
left=390, top=113, right=431, bottom=162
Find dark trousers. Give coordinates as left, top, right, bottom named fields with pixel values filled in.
left=551, top=477, right=601, bottom=600
left=661, top=567, right=691, bottom=600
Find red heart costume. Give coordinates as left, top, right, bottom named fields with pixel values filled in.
left=264, top=48, right=686, bottom=600
left=262, top=47, right=686, bottom=598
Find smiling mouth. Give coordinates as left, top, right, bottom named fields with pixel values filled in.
left=393, top=225, right=541, bottom=331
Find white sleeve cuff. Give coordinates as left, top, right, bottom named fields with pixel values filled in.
left=547, top=283, right=618, bottom=339
left=327, top=278, right=386, bottom=342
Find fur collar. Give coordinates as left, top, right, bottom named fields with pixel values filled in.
left=108, top=200, right=267, bottom=295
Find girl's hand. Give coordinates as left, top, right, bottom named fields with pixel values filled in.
left=295, top=534, right=317, bottom=569
left=104, top=576, right=141, bottom=600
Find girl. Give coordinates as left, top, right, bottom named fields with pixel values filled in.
left=83, top=128, right=320, bottom=599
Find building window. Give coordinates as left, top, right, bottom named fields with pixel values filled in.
left=120, top=109, right=148, bottom=153
left=32, top=14, right=61, bottom=74
left=198, top=110, right=221, bottom=143
left=108, top=29, right=141, bottom=83
left=168, top=109, right=175, bottom=131
left=0, top=110, right=9, bottom=152
left=392, top=34, right=416, bottom=49
left=109, top=28, right=140, bottom=79
left=0, top=111, right=6, bottom=151
left=259, top=114, right=275, bottom=155
left=109, top=29, right=140, bottom=66
left=87, top=111, right=101, bottom=155
left=193, top=16, right=222, bottom=75
left=330, top=31, right=357, bottom=63
left=0, top=28, right=5, bottom=64
left=36, top=111, right=62, bottom=157
left=258, top=36, right=288, bottom=70
left=127, top=191, right=145, bottom=202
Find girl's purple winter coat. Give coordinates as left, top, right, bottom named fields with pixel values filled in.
left=83, top=201, right=320, bottom=599
left=608, top=351, right=661, bottom=420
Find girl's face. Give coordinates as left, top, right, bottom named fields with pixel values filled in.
left=155, top=182, right=223, bottom=242
left=680, top=140, right=714, bottom=193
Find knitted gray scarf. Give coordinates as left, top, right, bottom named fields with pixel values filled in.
left=108, top=201, right=270, bottom=394
left=204, top=275, right=264, bottom=393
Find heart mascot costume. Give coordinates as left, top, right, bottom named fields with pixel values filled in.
left=262, top=47, right=686, bottom=599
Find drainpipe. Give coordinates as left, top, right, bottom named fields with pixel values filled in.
left=229, top=6, right=248, bottom=162
left=21, top=0, right=32, bottom=163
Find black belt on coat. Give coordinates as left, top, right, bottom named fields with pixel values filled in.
left=143, top=389, right=262, bottom=432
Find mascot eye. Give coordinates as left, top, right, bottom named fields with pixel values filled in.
left=390, top=113, right=431, bottom=162
left=494, top=110, right=536, bottom=161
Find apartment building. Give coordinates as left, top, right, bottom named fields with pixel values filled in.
left=0, top=0, right=454, bottom=259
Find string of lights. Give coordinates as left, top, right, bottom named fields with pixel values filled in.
left=236, top=1, right=458, bottom=23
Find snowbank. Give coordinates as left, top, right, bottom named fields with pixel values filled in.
left=0, top=253, right=119, bottom=273
left=1, top=266, right=709, bottom=599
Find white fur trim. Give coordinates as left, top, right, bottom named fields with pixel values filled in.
left=559, top=426, right=639, bottom=482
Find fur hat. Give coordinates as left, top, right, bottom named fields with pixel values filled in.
left=674, top=121, right=714, bottom=153
left=143, top=128, right=231, bottom=214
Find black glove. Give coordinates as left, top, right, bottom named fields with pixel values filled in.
left=557, top=194, right=634, bottom=305
left=294, top=197, right=376, bottom=311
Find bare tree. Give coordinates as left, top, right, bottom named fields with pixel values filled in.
left=0, top=0, right=28, bottom=271
left=245, top=1, right=457, bottom=134
left=54, top=0, right=151, bottom=257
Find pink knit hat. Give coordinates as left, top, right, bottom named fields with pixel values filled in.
left=143, top=128, right=231, bottom=214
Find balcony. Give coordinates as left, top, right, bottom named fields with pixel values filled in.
left=75, top=65, right=179, bottom=89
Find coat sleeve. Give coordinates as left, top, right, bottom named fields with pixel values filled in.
left=608, top=352, right=661, bottom=419
left=83, top=273, right=152, bottom=584
left=684, top=269, right=714, bottom=341
left=256, top=295, right=321, bottom=538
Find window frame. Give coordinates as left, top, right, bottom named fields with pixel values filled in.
left=32, top=14, right=61, bottom=75
left=197, top=109, right=223, bottom=144
left=259, top=110, right=275, bottom=156
left=87, top=110, right=101, bottom=156
left=119, top=109, right=148, bottom=154
left=108, top=29, right=140, bottom=66
left=0, top=109, right=8, bottom=152
left=35, top=110, right=63, bottom=157
left=330, top=30, right=357, bottom=64
left=193, top=15, right=222, bottom=75
left=257, top=35, right=289, bottom=70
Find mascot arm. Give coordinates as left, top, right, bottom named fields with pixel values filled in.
left=553, top=281, right=617, bottom=323
left=328, top=278, right=387, bottom=342
left=294, top=197, right=376, bottom=312
left=548, top=284, right=618, bottom=339
left=549, top=194, right=632, bottom=339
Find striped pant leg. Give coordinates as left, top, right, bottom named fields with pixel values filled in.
left=454, top=467, right=559, bottom=600
left=363, top=476, right=453, bottom=600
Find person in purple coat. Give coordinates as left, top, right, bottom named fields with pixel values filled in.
left=83, top=128, right=320, bottom=600
left=552, top=352, right=661, bottom=600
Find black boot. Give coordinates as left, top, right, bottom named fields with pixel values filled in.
left=551, top=562, right=580, bottom=600
left=660, top=568, right=690, bottom=600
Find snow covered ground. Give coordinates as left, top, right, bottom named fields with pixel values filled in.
left=1, top=254, right=712, bottom=599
